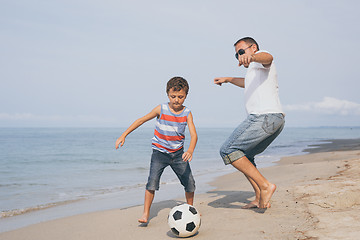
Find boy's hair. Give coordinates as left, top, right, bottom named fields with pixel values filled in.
left=234, top=37, right=259, bottom=51
left=166, top=76, right=189, bottom=95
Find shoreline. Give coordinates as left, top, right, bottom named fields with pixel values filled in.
left=1, top=138, right=360, bottom=239
left=303, top=138, right=360, bottom=153
left=0, top=166, right=235, bottom=233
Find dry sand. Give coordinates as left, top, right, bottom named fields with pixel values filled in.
left=1, top=142, right=360, bottom=240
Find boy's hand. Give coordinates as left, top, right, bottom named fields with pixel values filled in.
left=115, top=136, right=125, bottom=149
left=182, top=151, right=193, bottom=162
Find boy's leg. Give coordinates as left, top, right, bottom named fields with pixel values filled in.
left=185, top=191, right=194, bottom=206
left=141, top=150, right=169, bottom=223
left=231, top=155, right=276, bottom=208
left=169, top=150, right=196, bottom=204
left=139, top=190, right=155, bottom=223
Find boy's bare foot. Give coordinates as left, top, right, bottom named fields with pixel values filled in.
left=138, top=213, right=149, bottom=223
left=259, top=183, right=276, bottom=208
left=241, top=200, right=259, bottom=209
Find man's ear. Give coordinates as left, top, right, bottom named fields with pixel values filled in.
left=251, top=44, right=258, bottom=53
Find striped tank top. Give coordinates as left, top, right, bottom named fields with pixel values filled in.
left=152, top=103, right=191, bottom=154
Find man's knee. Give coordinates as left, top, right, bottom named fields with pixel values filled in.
left=220, top=146, right=246, bottom=165
left=219, top=143, right=229, bottom=158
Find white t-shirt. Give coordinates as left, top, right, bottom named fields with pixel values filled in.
left=244, top=50, right=284, bottom=115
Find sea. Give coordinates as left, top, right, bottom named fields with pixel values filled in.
left=1, top=126, right=360, bottom=232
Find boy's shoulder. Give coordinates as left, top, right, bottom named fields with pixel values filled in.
left=150, top=104, right=162, bottom=115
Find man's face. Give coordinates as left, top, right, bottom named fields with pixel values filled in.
left=235, top=41, right=256, bottom=68
left=235, top=41, right=255, bottom=57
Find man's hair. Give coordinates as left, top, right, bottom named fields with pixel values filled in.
left=234, top=37, right=259, bottom=51
left=166, top=76, right=189, bottom=95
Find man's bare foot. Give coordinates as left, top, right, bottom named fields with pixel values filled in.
left=241, top=200, right=259, bottom=209
left=259, top=183, right=276, bottom=208
left=138, top=213, right=149, bottom=223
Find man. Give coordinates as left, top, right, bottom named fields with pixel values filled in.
left=214, top=37, right=285, bottom=209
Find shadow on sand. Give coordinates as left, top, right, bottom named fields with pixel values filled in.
left=207, top=190, right=267, bottom=213
left=138, top=199, right=184, bottom=227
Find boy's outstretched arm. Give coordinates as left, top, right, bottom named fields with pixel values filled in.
left=182, top=112, right=198, bottom=162
left=115, top=105, right=161, bottom=149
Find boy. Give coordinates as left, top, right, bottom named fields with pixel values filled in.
left=115, top=76, right=197, bottom=223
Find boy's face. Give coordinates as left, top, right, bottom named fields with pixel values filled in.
left=167, top=88, right=187, bottom=110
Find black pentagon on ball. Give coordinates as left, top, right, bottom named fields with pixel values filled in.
left=172, top=210, right=182, bottom=221
left=189, top=206, right=197, bottom=215
left=186, top=221, right=196, bottom=232
left=171, top=227, right=180, bottom=235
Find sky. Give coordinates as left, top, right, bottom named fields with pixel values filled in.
left=1, top=0, right=360, bottom=128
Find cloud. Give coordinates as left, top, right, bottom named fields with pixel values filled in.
left=283, top=97, right=360, bottom=115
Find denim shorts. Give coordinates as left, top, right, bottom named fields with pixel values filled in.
left=220, top=113, right=285, bottom=166
left=146, top=149, right=196, bottom=192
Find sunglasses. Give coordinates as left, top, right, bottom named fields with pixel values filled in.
left=235, top=44, right=253, bottom=60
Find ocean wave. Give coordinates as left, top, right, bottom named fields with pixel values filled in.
left=0, top=183, right=22, bottom=188
left=0, top=198, right=84, bottom=219
left=0, top=183, right=49, bottom=188
left=103, top=166, right=149, bottom=173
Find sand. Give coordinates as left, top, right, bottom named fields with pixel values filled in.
left=1, top=139, right=360, bottom=240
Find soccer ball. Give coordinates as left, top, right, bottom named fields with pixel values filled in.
left=168, top=203, right=201, bottom=237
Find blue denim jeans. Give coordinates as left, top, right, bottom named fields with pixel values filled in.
left=220, top=113, right=285, bottom=167
left=146, top=149, right=196, bottom=192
